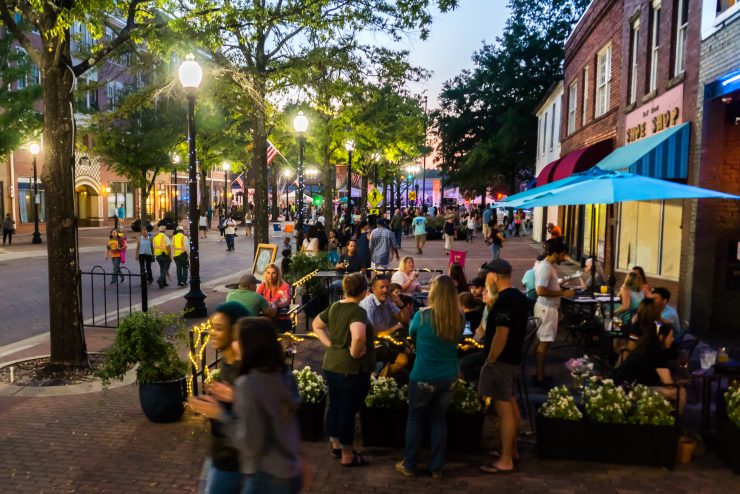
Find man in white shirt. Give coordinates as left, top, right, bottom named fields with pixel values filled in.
left=533, top=240, right=575, bottom=387
left=224, top=216, right=237, bottom=252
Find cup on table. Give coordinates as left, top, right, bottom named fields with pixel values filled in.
left=699, top=350, right=717, bottom=370
left=603, top=319, right=613, bottom=333
left=600, top=285, right=608, bottom=294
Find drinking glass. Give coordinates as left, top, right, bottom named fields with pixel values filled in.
left=699, top=350, right=717, bottom=370
left=600, top=285, right=608, bottom=294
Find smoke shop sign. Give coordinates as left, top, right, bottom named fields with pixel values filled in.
left=625, top=84, right=684, bottom=143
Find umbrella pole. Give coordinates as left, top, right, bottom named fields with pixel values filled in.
left=590, top=204, right=596, bottom=298
left=608, top=203, right=616, bottom=319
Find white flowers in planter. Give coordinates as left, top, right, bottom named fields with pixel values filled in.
left=725, top=383, right=740, bottom=428
left=540, top=386, right=583, bottom=421
left=293, top=366, right=327, bottom=404
left=365, top=376, right=408, bottom=408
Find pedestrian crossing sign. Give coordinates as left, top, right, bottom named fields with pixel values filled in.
left=368, top=186, right=383, bottom=207
left=408, top=190, right=416, bottom=201
left=369, top=208, right=380, bottom=215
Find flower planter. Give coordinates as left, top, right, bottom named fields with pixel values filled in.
left=446, top=411, right=485, bottom=453
left=138, top=377, right=187, bottom=423
left=298, top=396, right=326, bottom=442
left=717, top=415, right=740, bottom=474
left=360, top=406, right=407, bottom=448
left=536, top=414, right=678, bottom=469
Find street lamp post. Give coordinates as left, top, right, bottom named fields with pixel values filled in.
left=172, top=154, right=180, bottom=220
left=345, top=140, right=354, bottom=225
left=29, top=143, right=42, bottom=244
left=293, top=112, right=308, bottom=235
left=223, top=161, right=230, bottom=215
left=178, top=54, right=207, bottom=318
left=283, top=169, right=291, bottom=217
left=422, top=95, right=428, bottom=207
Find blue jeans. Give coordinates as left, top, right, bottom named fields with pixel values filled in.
left=204, top=465, right=242, bottom=494
left=226, top=234, right=235, bottom=251
left=156, top=255, right=170, bottom=286
left=491, top=243, right=501, bottom=259
left=324, top=370, right=370, bottom=447
left=174, top=253, right=188, bottom=285
left=403, top=378, right=455, bottom=473
left=394, top=228, right=402, bottom=247
left=241, top=471, right=301, bottom=494
left=111, top=257, right=124, bottom=283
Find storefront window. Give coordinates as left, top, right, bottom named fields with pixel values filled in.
left=17, top=177, right=46, bottom=223
left=108, top=182, right=134, bottom=218
left=617, top=199, right=682, bottom=278
left=583, top=204, right=607, bottom=260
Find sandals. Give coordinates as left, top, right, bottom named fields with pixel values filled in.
left=331, top=448, right=341, bottom=459
left=479, top=464, right=516, bottom=474
left=341, top=451, right=368, bottom=467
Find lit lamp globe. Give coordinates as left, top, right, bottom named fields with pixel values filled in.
left=30, top=143, right=40, bottom=155
left=283, top=169, right=292, bottom=177
left=223, top=161, right=230, bottom=171
left=293, top=111, right=308, bottom=133
left=178, top=54, right=203, bottom=90
left=345, top=140, right=355, bottom=152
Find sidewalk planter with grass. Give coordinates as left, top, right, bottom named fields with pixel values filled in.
left=360, top=376, right=408, bottom=448
left=97, top=310, right=189, bottom=423
left=294, top=367, right=328, bottom=442
left=536, top=381, right=679, bottom=469
left=718, top=384, right=740, bottom=474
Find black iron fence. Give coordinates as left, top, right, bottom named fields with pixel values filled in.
left=80, top=265, right=148, bottom=330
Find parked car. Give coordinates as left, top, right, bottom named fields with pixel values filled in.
left=131, top=218, right=154, bottom=232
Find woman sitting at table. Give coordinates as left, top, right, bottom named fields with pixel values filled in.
left=610, top=320, right=685, bottom=415
left=391, top=256, right=421, bottom=294
left=257, top=263, right=292, bottom=333
left=448, top=262, right=469, bottom=293
left=578, top=257, right=605, bottom=292
left=614, top=272, right=644, bottom=324
left=632, top=265, right=652, bottom=297
left=301, top=225, right=320, bottom=256
left=614, top=298, right=663, bottom=364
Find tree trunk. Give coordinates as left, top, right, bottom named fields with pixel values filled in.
left=42, top=35, right=87, bottom=366
left=383, top=182, right=389, bottom=215
left=140, top=185, right=148, bottom=225
left=322, top=158, right=333, bottom=232
left=251, top=77, right=269, bottom=246
left=361, top=173, right=368, bottom=215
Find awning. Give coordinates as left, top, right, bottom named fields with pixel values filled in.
left=596, top=122, right=690, bottom=179
left=535, top=159, right=561, bottom=186
left=551, top=139, right=613, bottom=182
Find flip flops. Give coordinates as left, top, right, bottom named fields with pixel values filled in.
left=341, top=451, right=368, bottom=467
left=479, top=464, right=516, bottom=474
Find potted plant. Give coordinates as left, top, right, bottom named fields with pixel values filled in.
left=537, top=378, right=678, bottom=469
left=97, top=310, right=189, bottom=423
left=283, top=252, right=332, bottom=318
left=446, top=380, right=485, bottom=452
left=360, top=376, right=408, bottom=447
left=718, top=383, right=740, bottom=474
left=293, top=366, right=328, bottom=442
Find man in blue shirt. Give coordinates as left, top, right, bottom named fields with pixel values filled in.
left=412, top=209, right=427, bottom=255
left=651, top=287, right=682, bottom=340
left=482, top=205, right=493, bottom=240
left=117, top=203, right=125, bottom=229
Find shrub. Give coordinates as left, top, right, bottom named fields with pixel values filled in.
left=725, top=383, right=740, bottom=428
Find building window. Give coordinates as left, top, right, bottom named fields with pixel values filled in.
left=648, top=0, right=661, bottom=93
left=717, top=0, right=737, bottom=14
left=17, top=177, right=46, bottom=223
left=595, top=44, right=611, bottom=117
left=542, top=113, right=548, bottom=154
left=108, top=182, right=134, bottom=219
left=549, top=102, right=556, bottom=151
left=674, top=0, right=688, bottom=76
left=629, top=19, right=640, bottom=104
left=617, top=199, right=682, bottom=278
left=568, top=81, right=578, bottom=134
left=582, top=66, right=589, bottom=125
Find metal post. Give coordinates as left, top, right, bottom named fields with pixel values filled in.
left=224, top=168, right=228, bottom=215
left=32, top=155, right=42, bottom=244
left=345, top=150, right=352, bottom=226
left=173, top=171, right=178, bottom=220
left=184, top=93, right=207, bottom=318
left=422, top=95, right=428, bottom=206
left=296, top=136, right=305, bottom=232
left=415, top=183, right=420, bottom=208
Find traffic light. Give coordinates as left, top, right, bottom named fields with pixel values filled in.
left=496, top=193, right=503, bottom=200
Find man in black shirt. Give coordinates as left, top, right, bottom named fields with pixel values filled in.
left=478, top=258, right=529, bottom=475
left=336, top=238, right=366, bottom=274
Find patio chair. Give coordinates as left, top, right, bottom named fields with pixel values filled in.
left=272, top=223, right=284, bottom=239
left=516, top=316, right=542, bottom=431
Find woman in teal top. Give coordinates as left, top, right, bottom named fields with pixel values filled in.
left=396, top=275, right=463, bottom=479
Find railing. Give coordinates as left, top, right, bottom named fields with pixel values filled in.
left=80, top=265, right=147, bottom=329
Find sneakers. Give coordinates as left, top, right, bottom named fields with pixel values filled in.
left=395, top=461, right=415, bottom=477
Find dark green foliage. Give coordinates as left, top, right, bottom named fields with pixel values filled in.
left=283, top=252, right=333, bottom=297
left=97, top=311, right=188, bottom=387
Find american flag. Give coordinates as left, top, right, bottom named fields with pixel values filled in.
left=351, top=171, right=362, bottom=188
left=233, top=173, right=244, bottom=189
left=267, top=140, right=278, bottom=165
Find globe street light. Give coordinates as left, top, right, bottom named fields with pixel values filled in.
left=178, top=54, right=206, bottom=318
left=223, top=161, right=230, bottom=215
left=345, top=139, right=355, bottom=225
left=293, top=112, right=308, bottom=233
left=29, top=142, right=42, bottom=244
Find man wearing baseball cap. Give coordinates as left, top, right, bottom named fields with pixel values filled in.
left=478, top=258, right=529, bottom=475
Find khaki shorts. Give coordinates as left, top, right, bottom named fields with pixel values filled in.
left=478, top=362, right=518, bottom=401
left=534, top=303, right=560, bottom=342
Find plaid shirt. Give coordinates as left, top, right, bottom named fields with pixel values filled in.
left=369, top=227, right=398, bottom=266
left=360, top=294, right=400, bottom=332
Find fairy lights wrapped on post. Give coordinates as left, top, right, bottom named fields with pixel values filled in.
left=187, top=320, right=212, bottom=397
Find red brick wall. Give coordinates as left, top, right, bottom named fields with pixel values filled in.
left=561, top=0, right=623, bottom=154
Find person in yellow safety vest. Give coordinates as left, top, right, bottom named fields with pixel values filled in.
left=153, top=225, right=172, bottom=289
left=172, top=226, right=191, bottom=288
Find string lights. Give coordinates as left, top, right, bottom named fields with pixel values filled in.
left=187, top=320, right=212, bottom=397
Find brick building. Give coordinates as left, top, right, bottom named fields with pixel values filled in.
left=1, top=21, right=229, bottom=234
left=682, top=0, right=740, bottom=335
left=533, top=81, right=563, bottom=242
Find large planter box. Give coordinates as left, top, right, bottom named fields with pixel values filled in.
left=138, top=377, right=187, bottom=423
left=446, top=411, right=485, bottom=453
left=536, top=414, right=678, bottom=469
left=717, top=415, right=740, bottom=474
left=298, top=396, right=326, bottom=442
left=360, top=406, right=407, bottom=448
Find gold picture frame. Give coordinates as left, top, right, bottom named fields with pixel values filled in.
left=252, top=243, right=278, bottom=280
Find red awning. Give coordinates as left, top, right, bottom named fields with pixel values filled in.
left=551, top=139, right=613, bottom=182
left=535, top=159, right=561, bottom=187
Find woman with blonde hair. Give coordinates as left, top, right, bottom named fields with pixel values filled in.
left=614, top=271, right=645, bottom=322
left=395, top=275, right=464, bottom=479
left=257, top=263, right=292, bottom=332
left=391, top=256, right=420, bottom=294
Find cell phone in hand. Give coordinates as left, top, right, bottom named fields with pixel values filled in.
left=463, top=321, right=472, bottom=337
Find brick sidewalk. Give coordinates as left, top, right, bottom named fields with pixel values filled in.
left=1, top=232, right=738, bottom=492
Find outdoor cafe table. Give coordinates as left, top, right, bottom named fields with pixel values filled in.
left=686, top=363, right=740, bottom=439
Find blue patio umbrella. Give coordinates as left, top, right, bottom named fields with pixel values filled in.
left=511, top=168, right=739, bottom=316
left=502, top=167, right=612, bottom=208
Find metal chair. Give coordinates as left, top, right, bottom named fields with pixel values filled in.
left=517, top=316, right=542, bottom=431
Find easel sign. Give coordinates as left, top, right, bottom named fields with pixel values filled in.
left=252, top=243, right=278, bottom=281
